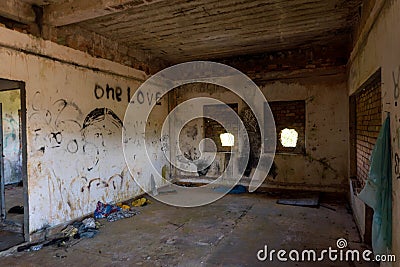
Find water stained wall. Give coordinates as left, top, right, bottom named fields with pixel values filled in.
left=0, top=27, right=169, bottom=236
left=348, top=0, right=400, bottom=260
left=174, top=71, right=349, bottom=192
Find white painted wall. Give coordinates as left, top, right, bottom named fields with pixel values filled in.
left=0, top=27, right=169, bottom=236
left=348, top=0, right=400, bottom=262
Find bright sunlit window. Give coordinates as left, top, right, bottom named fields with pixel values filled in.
left=220, top=133, right=234, bottom=147
left=280, top=128, right=298, bottom=147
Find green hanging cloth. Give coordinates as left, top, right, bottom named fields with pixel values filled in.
left=358, top=114, right=392, bottom=255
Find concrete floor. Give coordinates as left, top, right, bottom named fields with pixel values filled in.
left=0, top=192, right=377, bottom=267
left=4, top=184, right=24, bottom=224
left=0, top=184, right=24, bottom=251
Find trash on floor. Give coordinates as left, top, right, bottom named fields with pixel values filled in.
left=94, top=201, right=140, bottom=222
left=17, top=237, right=70, bottom=252
left=59, top=216, right=101, bottom=241
left=276, top=192, right=320, bottom=207
left=94, top=201, right=121, bottom=219
left=116, top=203, right=131, bottom=210
left=132, top=197, right=151, bottom=207
left=82, top=217, right=96, bottom=229
left=213, top=185, right=247, bottom=194
left=8, top=205, right=24, bottom=214
left=107, top=209, right=140, bottom=222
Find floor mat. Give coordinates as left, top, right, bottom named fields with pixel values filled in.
left=277, top=192, right=320, bottom=207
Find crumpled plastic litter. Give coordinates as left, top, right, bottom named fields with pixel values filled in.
left=131, top=197, right=151, bottom=207
left=82, top=217, right=96, bottom=229
left=62, top=217, right=99, bottom=239
left=30, top=244, right=43, bottom=251
left=62, top=225, right=78, bottom=237
left=116, top=203, right=131, bottom=210
left=72, top=220, right=99, bottom=239
left=94, top=201, right=121, bottom=219
left=106, top=209, right=140, bottom=222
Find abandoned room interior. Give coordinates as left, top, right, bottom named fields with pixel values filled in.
left=0, top=0, right=398, bottom=266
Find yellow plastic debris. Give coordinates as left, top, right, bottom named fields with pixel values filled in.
left=116, top=203, right=130, bottom=209
left=62, top=225, right=78, bottom=237
left=131, top=197, right=151, bottom=207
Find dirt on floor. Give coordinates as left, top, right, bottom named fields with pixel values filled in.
left=0, top=192, right=378, bottom=267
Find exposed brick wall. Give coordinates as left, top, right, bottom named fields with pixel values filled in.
left=355, top=79, right=381, bottom=188
left=204, top=103, right=238, bottom=152
left=43, top=25, right=168, bottom=75
left=269, top=100, right=305, bottom=154
left=0, top=14, right=168, bottom=75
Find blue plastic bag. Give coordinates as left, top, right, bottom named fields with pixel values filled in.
left=358, top=115, right=392, bottom=255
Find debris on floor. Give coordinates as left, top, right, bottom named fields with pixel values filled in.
left=132, top=197, right=151, bottom=207
left=17, top=236, right=70, bottom=252
left=116, top=203, right=131, bottom=210
left=107, top=209, right=140, bottom=222
left=8, top=205, right=24, bottom=214
left=276, top=192, right=320, bottom=207
left=94, top=201, right=121, bottom=219
left=94, top=201, right=140, bottom=222
left=15, top=199, right=143, bottom=254
left=62, top=218, right=100, bottom=239
left=213, top=185, right=247, bottom=194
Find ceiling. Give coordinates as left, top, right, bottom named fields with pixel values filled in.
left=28, top=0, right=362, bottom=63
left=20, top=0, right=64, bottom=5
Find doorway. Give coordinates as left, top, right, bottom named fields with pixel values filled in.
left=0, top=78, right=28, bottom=251
left=349, top=69, right=382, bottom=245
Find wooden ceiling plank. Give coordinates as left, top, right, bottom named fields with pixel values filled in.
left=0, top=0, right=36, bottom=23
left=82, top=0, right=329, bottom=33
left=44, top=0, right=166, bottom=26
left=93, top=5, right=342, bottom=44
left=116, top=11, right=346, bottom=44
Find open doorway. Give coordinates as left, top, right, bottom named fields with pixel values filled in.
left=0, top=78, right=28, bottom=251
left=349, top=69, right=382, bottom=245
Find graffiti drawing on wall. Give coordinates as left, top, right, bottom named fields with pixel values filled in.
left=29, top=91, right=138, bottom=220
left=393, top=66, right=399, bottom=100
left=395, top=153, right=400, bottom=179
left=94, top=83, right=162, bottom=105
left=392, top=66, right=400, bottom=179
left=3, top=113, right=22, bottom=184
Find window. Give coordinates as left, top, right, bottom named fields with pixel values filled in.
left=203, top=103, right=238, bottom=152
left=267, top=100, right=305, bottom=154
left=280, top=128, right=298, bottom=147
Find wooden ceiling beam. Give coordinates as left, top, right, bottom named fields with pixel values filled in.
left=0, top=0, right=36, bottom=23
left=44, top=0, right=165, bottom=27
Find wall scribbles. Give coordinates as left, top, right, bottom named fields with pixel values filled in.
left=29, top=89, right=141, bottom=220
left=94, top=83, right=162, bottom=105
left=392, top=66, right=400, bottom=179
left=393, top=66, right=399, bottom=100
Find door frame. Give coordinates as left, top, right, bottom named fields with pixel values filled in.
left=0, top=80, right=29, bottom=241
left=19, top=82, right=29, bottom=242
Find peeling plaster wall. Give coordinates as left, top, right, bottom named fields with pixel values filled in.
left=0, top=27, right=168, bottom=236
left=176, top=71, right=348, bottom=192
left=174, top=84, right=242, bottom=179
left=348, top=0, right=400, bottom=261
left=262, top=74, right=348, bottom=191
left=0, top=89, right=22, bottom=184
